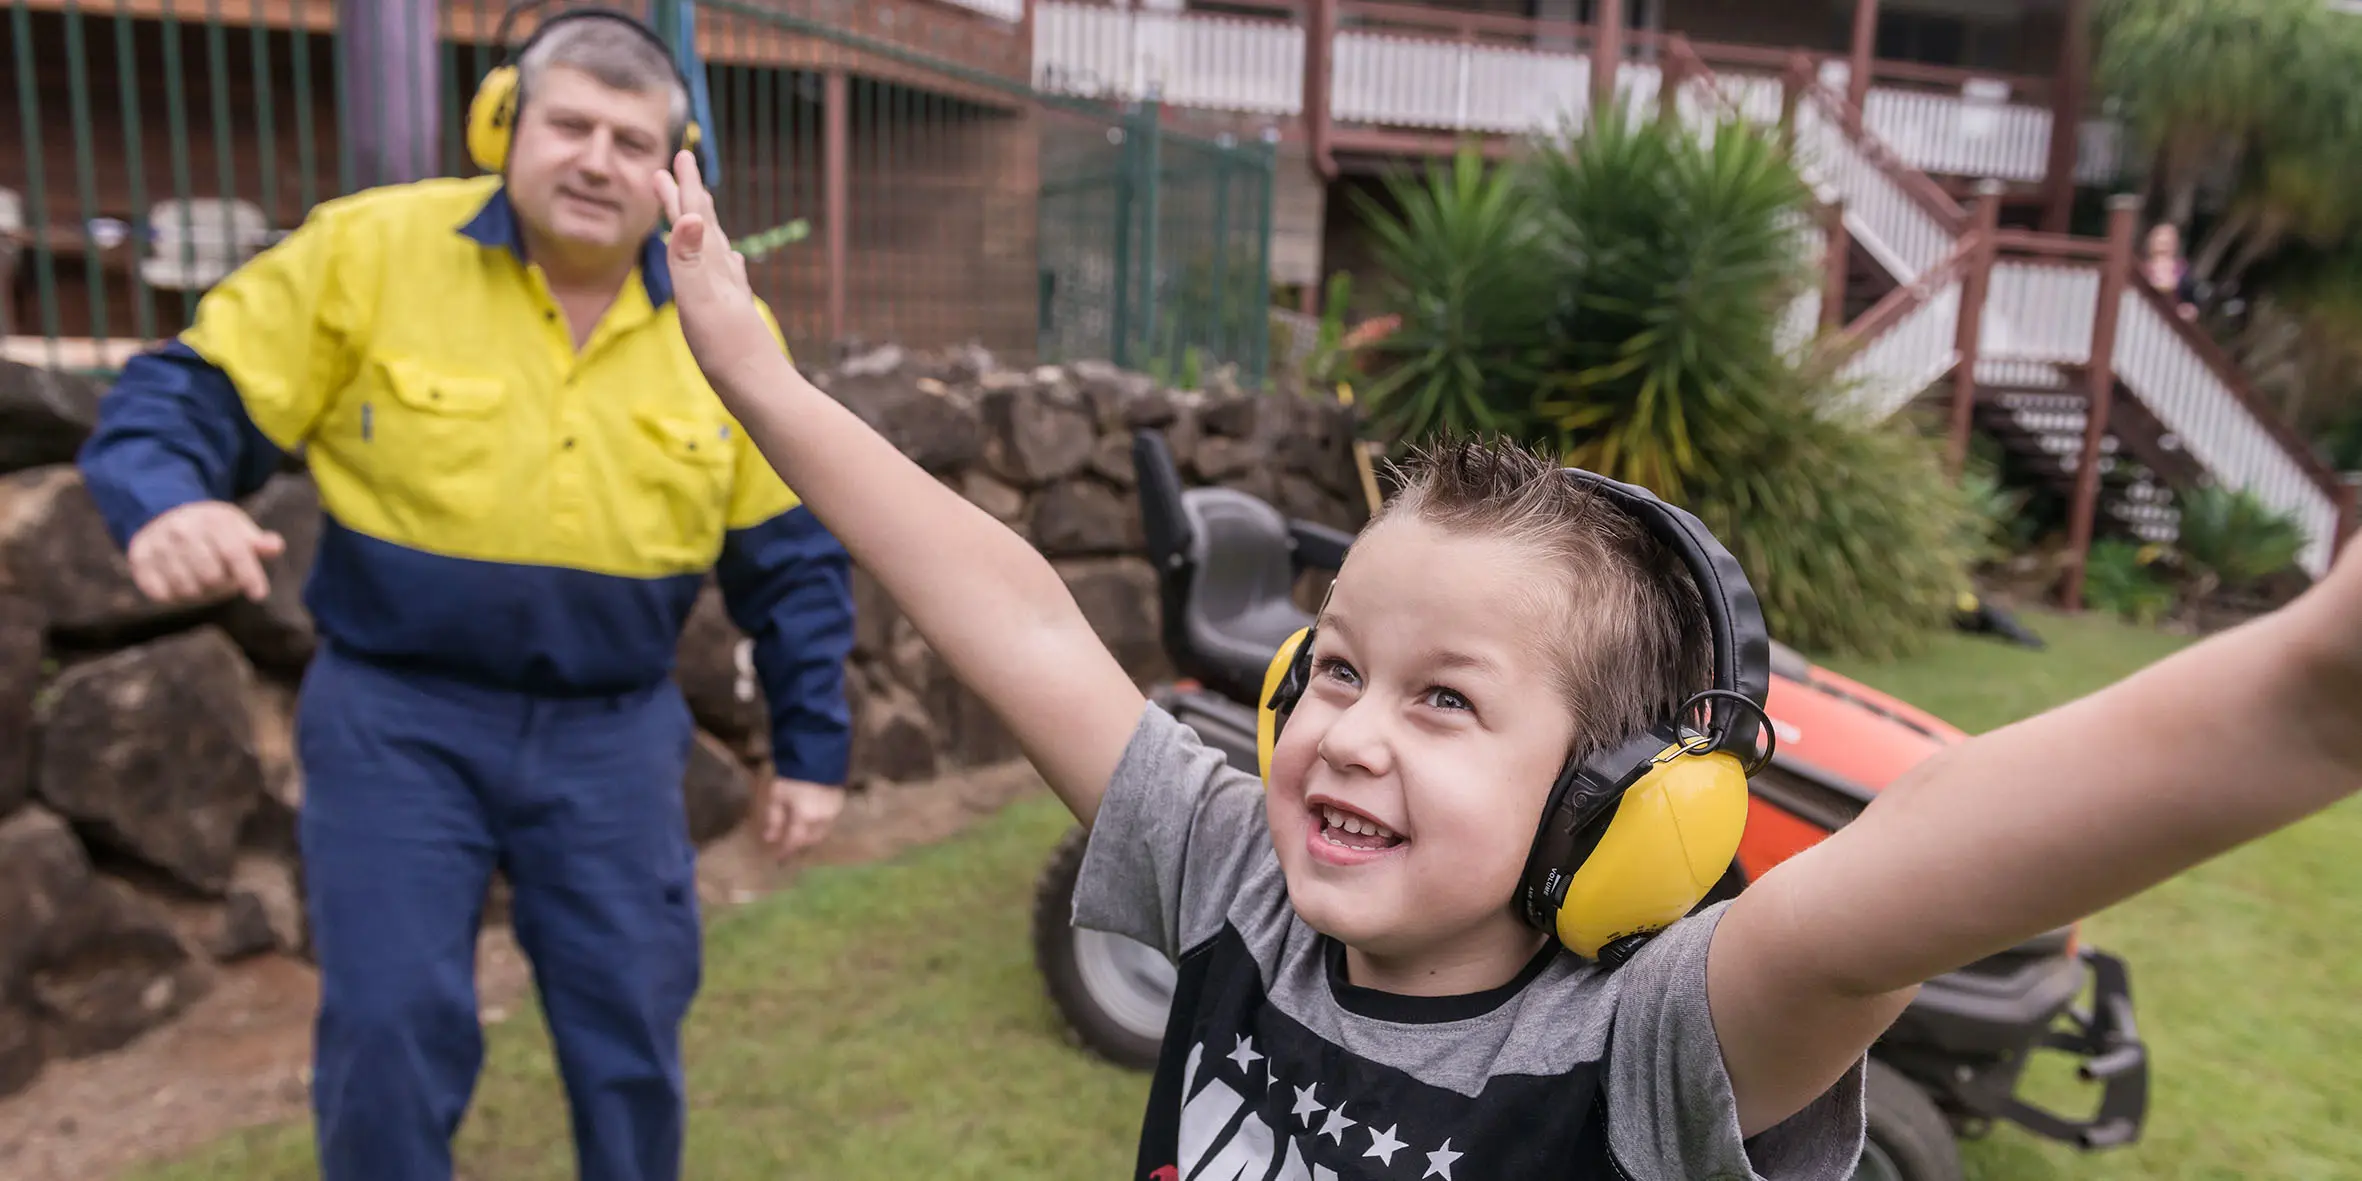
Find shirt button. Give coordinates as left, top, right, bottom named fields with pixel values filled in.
left=562, top=437, right=576, bottom=450
left=544, top=310, right=557, bottom=322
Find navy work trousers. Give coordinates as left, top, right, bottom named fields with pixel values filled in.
left=295, top=641, right=703, bottom=1181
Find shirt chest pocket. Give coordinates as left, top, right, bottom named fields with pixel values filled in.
left=627, top=406, right=733, bottom=568
left=354, top=356, right=513, bottom=528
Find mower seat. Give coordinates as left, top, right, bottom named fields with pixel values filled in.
left=1178, top=488, right=1317, bottom=702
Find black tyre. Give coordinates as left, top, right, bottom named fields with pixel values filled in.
left=1854, top=1058, right=1966, bottom=1181
left=1031, top=826, right=1174, bottom=1071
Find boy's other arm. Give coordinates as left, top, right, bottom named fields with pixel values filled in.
left=655, top=156, right=1145, bottom=828
left=1709, top=548, right=2362, bottom=1137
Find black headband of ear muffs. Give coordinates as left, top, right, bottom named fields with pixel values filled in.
left=1558, top=469, right=1771, bottom=757
left=493, top=0, right=697, bottom=114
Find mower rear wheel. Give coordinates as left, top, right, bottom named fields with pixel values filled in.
left=1856, top=1059, right=1965, bottom=1181
left=1032, top=826, right=1172, bottom=1071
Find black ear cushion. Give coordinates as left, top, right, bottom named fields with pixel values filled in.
left=1517, top=723, right=1679, bottom=931
left=1267, top=628, right=1316, bottom=717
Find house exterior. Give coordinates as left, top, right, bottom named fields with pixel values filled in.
left=1031, top=0, right=2114, bottom=309
left=3, top=0, right=2352, bottom=591
left=1027, top=0, right=2356, bottom=595
left=0, top=0, right=1047, bottom=366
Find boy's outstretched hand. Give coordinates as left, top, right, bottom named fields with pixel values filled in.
left=654, top=150, right=776, bottom=392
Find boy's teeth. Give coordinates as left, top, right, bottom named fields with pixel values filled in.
left=1319, top=805, right=1396, bottom=841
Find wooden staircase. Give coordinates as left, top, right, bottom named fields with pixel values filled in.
left=1652, top=47, right=2358, bottom=585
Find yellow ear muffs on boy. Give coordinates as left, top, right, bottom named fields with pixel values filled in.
left=1257, top=468, right=1776, bottom=969
left=465, top=1, right=705, bottom=176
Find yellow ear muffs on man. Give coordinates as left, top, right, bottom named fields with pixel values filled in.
left=462, top=5, right=705, bottom=177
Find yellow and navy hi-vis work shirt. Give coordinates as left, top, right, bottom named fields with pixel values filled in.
left=77, top=174, right=854, bottom=784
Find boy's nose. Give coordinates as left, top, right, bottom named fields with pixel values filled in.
left=1314, top=699, right=1393, bottom=778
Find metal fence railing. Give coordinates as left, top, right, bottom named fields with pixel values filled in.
left=1, top=0, right=1276, bottom=384
left=1036, top=98, right=1273, bottom=387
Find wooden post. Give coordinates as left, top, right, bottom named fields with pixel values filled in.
left=1305, top=0, right=1338, bottom=178
left=1846, top=0, right=1879, bottom=128
left=1779, top=52, right=1811, bottom=140
left=1019, top=0, right=1037, bottom=76
left=1657, top=36, right=1689, bottom=125
left=1946, top=180, right=2004, bottom=476
left=1821, top=199, right=1850, bottom=330
left=824, top=68, right=849, bottom=348
left=2041, top=0, right=2089, bottom=234
left=1591, top=0, right=1625, bottom=113
left=2059, top=194, right=2142, bottom=611
left=2336, top=473, right=2362, bottom=566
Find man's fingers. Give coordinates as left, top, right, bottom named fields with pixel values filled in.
left=150, top=542, right=204, bottom=601
left=252, top=529, right=286, bottom=559
left=177, top=531, right=231, bottom=594
left=221, top=534, right=274, bottom=602
left=128, top=553, right=175, bottom=603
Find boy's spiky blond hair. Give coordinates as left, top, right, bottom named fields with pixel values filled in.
left=1373, top=435, right=1713, bottom=763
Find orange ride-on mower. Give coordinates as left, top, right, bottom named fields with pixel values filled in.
left=1030, top=431, right=2150, bottom=1181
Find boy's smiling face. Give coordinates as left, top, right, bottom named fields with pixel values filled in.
left=1264, top=514, right=1582, bottom=993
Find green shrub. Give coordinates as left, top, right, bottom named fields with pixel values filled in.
left=2170, top=483, right=2307, bottom=597
left=2083, top=538, right=2178, bottom=625
left=1351, top=111, right=1979, bottom=657
left=1354, top=147, right=1552, bottom=441
left=1523, top=105, right=1817, bottom=501
left=1687, top=376, right=1986, bottom=658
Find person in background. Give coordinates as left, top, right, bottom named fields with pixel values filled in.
left=74, top=11, right=854, bottom=1181
left=2143, top=222, right=2201, bottom=321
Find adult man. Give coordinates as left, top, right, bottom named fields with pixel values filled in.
left=75, top=11, right=853, bottom=1180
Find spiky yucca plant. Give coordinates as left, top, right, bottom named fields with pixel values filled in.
left=1351, top=109, right=1984, bottom=657
left=1353, top=147, right=1553, bottom=443
left=1524, top=106, right=1817, bottom=500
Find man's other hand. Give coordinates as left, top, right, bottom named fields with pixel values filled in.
left=762, top=777, right=846, bottom=859
left=126, top=501, right=286, bottom=605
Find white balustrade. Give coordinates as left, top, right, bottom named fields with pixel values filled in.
left=1033, top=2, right=1304, bottom=115
left=938, top=0, right=1025, bottom=22
left=1840, top=283, right=1961, bottom=420
left=2110, top=295, right=2340, bottom=575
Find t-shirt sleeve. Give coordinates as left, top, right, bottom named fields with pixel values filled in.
left=1602, top=902, right=1867, bottom=1181
left=1069, top=700, right=1272, bottom=961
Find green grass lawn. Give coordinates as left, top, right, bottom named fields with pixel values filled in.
left=136, top=609, right=2362, bottom=1180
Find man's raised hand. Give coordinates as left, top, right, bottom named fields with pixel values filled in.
left=654, top=149, right=773, bottom=392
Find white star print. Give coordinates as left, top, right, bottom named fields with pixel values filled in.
left=1364, top=1124, right=1406, bottom=1166
left=1424, top=1138, right=1463, bottom=1180
left=1291, top=1082, right=1325, bottom=1128
left=1319, top=1103, right=1356, bottom=1144
left=1226, top=1035, right=1265, bottom=1076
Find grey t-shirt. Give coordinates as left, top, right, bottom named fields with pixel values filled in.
left=1073, top=702, right=1866, bottom=1180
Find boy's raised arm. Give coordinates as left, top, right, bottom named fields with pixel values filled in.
left=654, top=153, right=1146, bottom=827
left=1708, top=547, right=2362, bottom=1137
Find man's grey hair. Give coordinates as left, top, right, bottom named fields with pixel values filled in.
left=517, top=14, right=691, bottom=146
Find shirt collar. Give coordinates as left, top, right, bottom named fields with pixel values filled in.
left=457, top=185, right=674, bottom=309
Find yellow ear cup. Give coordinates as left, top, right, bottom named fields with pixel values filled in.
left=681, top=120, right=703, bottom=156
left=467, top=63, right=523, bottom=174
left=1257, top=627, right=1310, bottom=784
left=1552, top=745, right=1749, bottom=960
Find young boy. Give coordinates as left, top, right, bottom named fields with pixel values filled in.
left=651, top=152, right=2362, bottom=1179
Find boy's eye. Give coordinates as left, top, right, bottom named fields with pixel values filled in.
left=1313, top=655, right=1360, bottom=688
left=1424, top=686, right=1472, bottom=712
